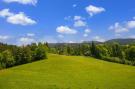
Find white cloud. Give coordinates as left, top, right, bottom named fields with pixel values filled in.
left=73, top=15, right=86, bottom=27
left=0, top=9, right=36, bottom=26
left=127, top=20, right=135, bottom=29
left=85, top=29, right=91, bottom=33
left=0, top=35, right=10, bottom=40
left=83, top=29, right=91, bottom=37
left=109, top=22, right=128, bottom=33
left=69, top=41, right=74, bottom=43
left=0, top=9, right=13, bottom=17
left=109, top=17, right=135, bottom=34
left=74, top=16, right=84, bottom=21
left=74, top=16, right=81, bottom=20
left=80, top=40, right=84, bottom=43
left=85, top=5, right=105, bottom=16
left=93, top=36, right=105, bottom=42
left=27, top=33, right=35, bottom=37
left=83, top=34, right=88, bottom=37
left=18, top=37, right=35, bottom=45
left=74, top=20, right=86, bottom=27
left=56, top=26, right=77, bottom=34
left=3, top=0, right=38, bottom=6
left=7, top=12, right=36, bottom=25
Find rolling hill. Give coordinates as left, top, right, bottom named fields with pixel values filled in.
left=0, top=54, right=135, bottom=89
left=105, top=38, right=135, bottom=45
left=48, top=38, right=135, bottom=47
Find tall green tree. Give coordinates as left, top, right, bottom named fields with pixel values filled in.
left=111, top=43, right=124, bottom=59
left=0, top=53, right=6, bottom=69
left=91, top=42, right=101, bottom=58
left=33, top=45, right=47, bottom=61
left=2, top=50, right=15, bottom=67
left=21, top=47, right=32, bottom=63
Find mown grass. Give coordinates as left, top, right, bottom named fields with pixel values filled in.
left=0, top=54, right=135, bottom=89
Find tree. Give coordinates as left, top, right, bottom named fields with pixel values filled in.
left=33, top=45, right=47, bottom=61
left=91, top=42, right=101, bottom=58
left=81, top=44, right=91, bottom=56
left=0, top=53, right=3, bottom=63
left=21, top=47, right=32, bottom=63
left=126, top=46, right=135, bottom=61
left=66, top=46, right=71, bottom=55
left=13, top=47, right=32, bottom=64
left=30, top=43, right=37, bottom=51
left=0, top=53, right=6, bottom=69
left=96, top=45, right=109, bottom=57
left=2, top=50, right=15, bottom=67
left=13, top=47, right=23, bottom=65
left=111, top=43, right=125, bottom=59
left=91, top=42, right=96, bottom=57
left=0, top=42, right=48, bottom=70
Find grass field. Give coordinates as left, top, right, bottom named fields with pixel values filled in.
left=0, top=54, right=135, bottom=89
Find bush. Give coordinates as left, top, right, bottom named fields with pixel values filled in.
left=124, top=60, right=133, bottom=65
left=0, top=63, right=6, bottom=69
left=101, top=56, right=123, bottom=64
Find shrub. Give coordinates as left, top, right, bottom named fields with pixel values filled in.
left=101, top=56, right=123, bottom=64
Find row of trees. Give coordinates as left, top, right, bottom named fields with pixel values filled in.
left=49, top=42, right=135, bottom=66
left=0, top=43, right=48, bottom=69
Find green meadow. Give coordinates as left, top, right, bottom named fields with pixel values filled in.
left=0, top=54, right=135, bottom=89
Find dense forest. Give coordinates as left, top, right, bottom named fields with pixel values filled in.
left=49, top=41, right=135, bottom=66
left=0, top=42, right=48, bottom=69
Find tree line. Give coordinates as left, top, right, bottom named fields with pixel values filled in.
left=49, top=42, right=135, bottom=66
left=0, top=43, right=48, bottom=69
left=0, top=41, right=135, bottom=69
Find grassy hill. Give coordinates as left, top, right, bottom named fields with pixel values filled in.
left=0, top=54, right=135, bottom=89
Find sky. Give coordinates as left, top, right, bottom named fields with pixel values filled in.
left=0, top=0, right=135, bottom=45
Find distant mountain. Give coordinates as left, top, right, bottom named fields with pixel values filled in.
left=82, top=41, right=103, bottom=44
left=48, top=38, right=135, bottom=47
left=105, top=38, right=135, bottom=45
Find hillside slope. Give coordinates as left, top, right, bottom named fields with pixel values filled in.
left=105, top=38, right=135, bottom=45
left=0, top=54, right=135, bottom=89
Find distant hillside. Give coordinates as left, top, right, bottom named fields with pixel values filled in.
left=83, top=41, right=103, bottom=44
left=48, top=38, right=135, bottom=47
left=83, top=39, right=135, bottom=45
left=105, top=38, right=135, bottom=45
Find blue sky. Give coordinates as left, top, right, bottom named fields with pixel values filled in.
left=0, top=0, right=135, bottom=45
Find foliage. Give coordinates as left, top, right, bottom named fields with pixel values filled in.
left=126, top=46, right=135, bottom=61
left=33, top=44, right=47, bottom=61
left=0, top=42, right=48, bottom=69
left=49, top=42, right=135, bottom=66
left=2, top=50, right=15, bottom=68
